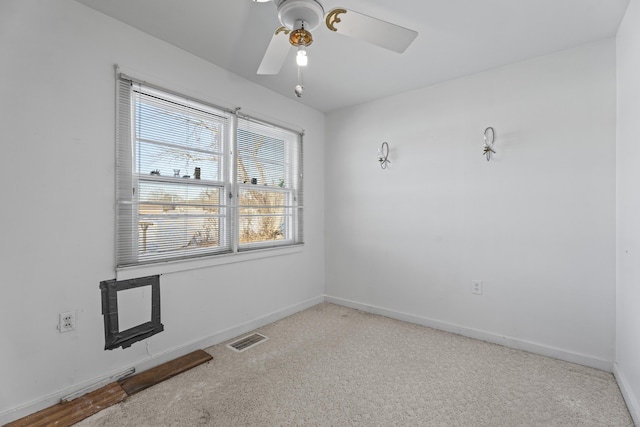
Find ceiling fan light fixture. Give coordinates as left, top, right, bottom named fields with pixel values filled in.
left=296, top=46, right=308, bottom=66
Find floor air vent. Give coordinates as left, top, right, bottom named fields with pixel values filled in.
left=227, top=333, right=268, bottom=352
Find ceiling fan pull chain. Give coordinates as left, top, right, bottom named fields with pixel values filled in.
left=295, top=65, right=304, bottom=97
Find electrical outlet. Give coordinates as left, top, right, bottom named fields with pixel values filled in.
left=472, top=280, right=483, bottom=295
left=59, top=311, right=76, bottom=333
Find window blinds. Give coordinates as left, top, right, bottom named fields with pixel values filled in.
left=115, top=75, right=303, bottom=267
left=116, top=77, right=232, bottom=266
left=236, top=117, right=304, bottom=251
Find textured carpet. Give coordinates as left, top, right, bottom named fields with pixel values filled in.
left=78, top=303, right=633, bottom=426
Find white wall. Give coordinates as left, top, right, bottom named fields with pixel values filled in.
left=0, top=0, right=324, bottom=423
left=615, top=0, right=640, bottom=423
left=325, top=39, right=617, bottom=370
left=0, top=0, right=627, bottom=423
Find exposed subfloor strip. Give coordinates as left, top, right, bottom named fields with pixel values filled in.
left=4, top=350, right=213, bottom=427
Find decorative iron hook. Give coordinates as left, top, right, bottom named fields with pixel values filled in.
left=378, top=141, right=391, bottom=169
left=483, top=127, right=496, bottom=161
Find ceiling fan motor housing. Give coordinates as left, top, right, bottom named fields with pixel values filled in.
left=276, top=0, right=324, bottom=31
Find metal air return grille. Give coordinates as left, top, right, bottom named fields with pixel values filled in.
left=227, top=333, right=268, bottom=352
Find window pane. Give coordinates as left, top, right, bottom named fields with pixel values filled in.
left=237, top=129, right=284, bottom=160
left=237, top=128, right=287, bottom=187
left=238, top=188, right=286, bottom=212
left=238, top=187, right=291, bottom=244
left=137, top=141, right=221, bottom=181
left=239, top=215, right=288, bottom=244
left=137, top=181, right=225, bottom=258
left=237, top=155, right=285, bottom=187
left=139, top=181, right=221, bottom=212
left=139, top=216, right=223, bottom=257
left=135, top=95, right=223, bottom=182
left=136, top=94, right=223, bottom=153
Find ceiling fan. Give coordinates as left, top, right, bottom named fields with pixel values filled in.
left=252, top=0, right=418, bottom=97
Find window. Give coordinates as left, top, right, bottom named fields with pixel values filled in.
left=236, top=118, right=303, bottom=250
left=116, top=76, right=303, bottom=268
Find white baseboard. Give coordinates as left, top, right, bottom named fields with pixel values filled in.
left=614, top=362, right=640, bottom=426
left=2, top=294, right=618, bottom=426
left=324, top=295, right=613, bottom=372
left=0, top=295, right=324, bottom=426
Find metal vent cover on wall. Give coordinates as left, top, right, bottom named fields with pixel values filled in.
left=227, top=333, right=268, bottom=352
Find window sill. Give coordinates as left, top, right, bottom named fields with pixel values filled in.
left=115, top=245, right=303, bottom=281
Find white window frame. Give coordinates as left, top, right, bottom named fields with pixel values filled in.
left=115, top=74, right=303, bottom=278
left=235, top=117, right=302, bottom=252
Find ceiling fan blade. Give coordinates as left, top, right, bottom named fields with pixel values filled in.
left=257, top=26, right=291, bottom=75
left=325, top=8, right=418, bottom=53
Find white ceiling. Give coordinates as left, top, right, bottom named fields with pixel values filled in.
left=74, top=0, right=629, bottom=112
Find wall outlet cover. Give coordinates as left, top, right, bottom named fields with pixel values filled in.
left=59, top=311, right=76, bottom=333
left=472, top=280, right=483, bottom=295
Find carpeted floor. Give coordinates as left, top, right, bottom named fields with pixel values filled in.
left=78, top=303, right=633, bottom=426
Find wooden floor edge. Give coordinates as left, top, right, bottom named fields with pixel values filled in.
left=4, top=382, right=127, bottom=427
left=118, top=349, right=213, bottom=396
left=4, top=350, right=213, bottom=427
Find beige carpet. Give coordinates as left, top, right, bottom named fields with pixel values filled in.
left=78, top=303, right=633, bottom=426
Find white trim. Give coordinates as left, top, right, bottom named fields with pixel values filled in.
left=2, top=294, right=624, bottom=426
left=0, top=295, right=323, bottom=426
left=116, top=244, right=303, bottom=280
left=614, top=362, right=640, bottom=426
left=324, top=295, right=614, bottom=372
